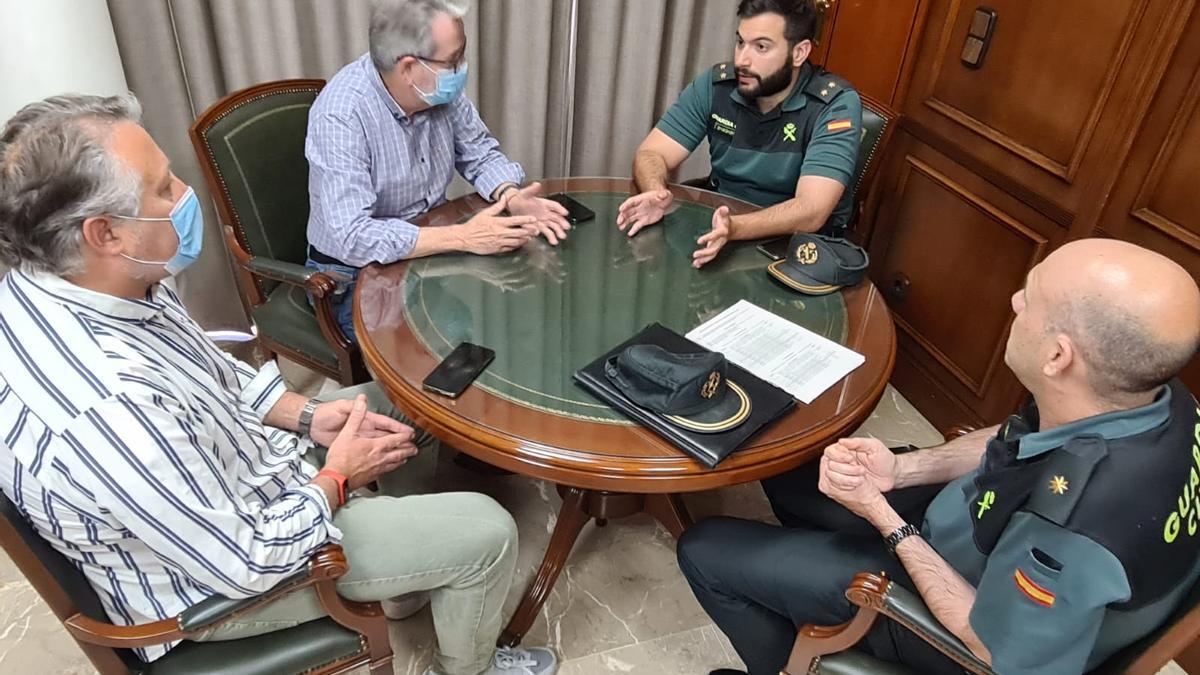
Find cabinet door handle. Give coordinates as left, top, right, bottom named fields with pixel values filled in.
left=888, top=272, right=912, bottom=303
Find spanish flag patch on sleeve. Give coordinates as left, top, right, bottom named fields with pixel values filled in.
left=1014, top=568, right=1056, bottom=607
left=826, top=119, right=853, bottom=132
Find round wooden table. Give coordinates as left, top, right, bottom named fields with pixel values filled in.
left=354, top=177, right=895, bottom=645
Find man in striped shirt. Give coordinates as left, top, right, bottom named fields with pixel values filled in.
left=0, top=93, right=556, bottom=675
left=306, top=0, right=571, bottom=344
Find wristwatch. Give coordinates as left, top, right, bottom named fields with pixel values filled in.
left=884, top=523, right=921, bottom=555
left=297, top=398, right=319, bottom=437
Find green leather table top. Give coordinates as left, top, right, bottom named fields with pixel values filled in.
left=401, top=191, right=848, bottom=424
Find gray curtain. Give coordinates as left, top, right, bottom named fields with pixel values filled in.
left=569, top=0, right=735, bottom=178
left=105, top=0, right=737, bottom=330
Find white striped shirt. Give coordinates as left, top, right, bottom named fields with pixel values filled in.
left=0, top=271, right=341, bottom=662
left=305, top=53, right=525, bottom=267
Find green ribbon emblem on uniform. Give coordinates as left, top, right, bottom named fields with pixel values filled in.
left=977, top=490, right=995, bottom=519
left=783, top=122, right=797, bottom=142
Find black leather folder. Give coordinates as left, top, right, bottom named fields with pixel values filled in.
left=573, top=323, right=795, bottom=468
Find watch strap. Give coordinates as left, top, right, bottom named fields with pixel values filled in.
left=297, top=398, right=319, bottom=436
left=316, top=468, right=348, bottom=507
left=885, top=523, right=921, bottom=555
left=494, top=182, right=519, bottom=203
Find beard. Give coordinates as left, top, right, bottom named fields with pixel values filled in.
left=736, top=59, right=795, bottom=101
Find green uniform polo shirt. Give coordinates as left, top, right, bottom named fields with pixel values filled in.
left=655, top=61, right=862, bottom=234
left=922, top=384, right=1200, bottom=674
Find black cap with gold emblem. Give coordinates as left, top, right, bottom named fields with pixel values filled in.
left=604, top=345, right=751, bottom=433
left=767, top=233, right=869, bottom=295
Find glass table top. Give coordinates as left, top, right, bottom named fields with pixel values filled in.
left=400, top=191, right=849, bottom=424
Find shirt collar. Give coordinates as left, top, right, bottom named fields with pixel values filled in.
left=14, top=269, right=165, bottom=322
left=362, top=53, right=409, bottom=122
left=1016, top=385, right=1173, bottom=459
left=730, top=62, right=814, bottom=114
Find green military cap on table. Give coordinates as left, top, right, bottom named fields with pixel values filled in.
left=604, top=345, right=751, bottom=434
left=767, top=233, right=869, bottom=296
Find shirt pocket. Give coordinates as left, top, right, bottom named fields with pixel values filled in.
left=1029, top=546, right=1064, bottom=577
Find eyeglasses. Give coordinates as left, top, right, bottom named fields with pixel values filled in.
left=400, top=53, right=467, bottom=71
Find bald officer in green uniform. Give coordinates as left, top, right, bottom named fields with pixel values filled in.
left=679, top=239, right=1200, bottom=675
left=617, top=0, right=862, bottom=268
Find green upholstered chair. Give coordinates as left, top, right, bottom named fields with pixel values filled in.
left=848, top=94, right=899, bottom=241
left=679, top=92, right=899, bottom=243
left=189, top=79, right=368, bottom=385
left=783, top=570, right=1200, bottom=675
left=0, top=490, right=393, bottom=675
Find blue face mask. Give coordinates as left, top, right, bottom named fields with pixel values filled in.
left=413, top=59, right=468, bottom=107
left=118, top=186, right=204, bottom=275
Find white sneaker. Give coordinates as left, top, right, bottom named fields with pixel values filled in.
left=381, top=591, right=430, bottom=620
left=484, top=646, right=557, bottom=675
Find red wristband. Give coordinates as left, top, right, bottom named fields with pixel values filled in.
left=316, top=469, right=348, bottom=507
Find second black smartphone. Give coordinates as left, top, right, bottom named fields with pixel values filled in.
left=422, top=342, right=495, bottom=398
left=546, top=193, right=597, bottom=225
left=755, top=235, right=791, bottom=261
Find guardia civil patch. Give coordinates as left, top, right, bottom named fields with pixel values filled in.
left=1014, top=568, right=1055, bottom=607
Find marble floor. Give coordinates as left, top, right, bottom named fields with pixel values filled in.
left=0, top=360, right=1189, bottom=674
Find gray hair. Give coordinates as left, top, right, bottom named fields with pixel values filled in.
left=0, top=93, right=143, bottom=276
left=1049, top=296, right=1199, bottom=399
left=368, top=0, right=470, bottom=72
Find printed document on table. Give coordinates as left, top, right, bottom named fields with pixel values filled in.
left=685, top=300, right=864, bottom=404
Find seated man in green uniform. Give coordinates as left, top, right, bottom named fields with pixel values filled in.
left=617, top=0, right=862, bottom=268
left=679, top=238, right=1200, bottom=675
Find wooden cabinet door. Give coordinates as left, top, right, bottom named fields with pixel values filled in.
left=869, top=133, right=1061, bottom=427
left=900, top=0, right=1192, bottom=220
left=868, top=0, right=1197, bottom=429
left=1095, top=4, right=1200, bottom=389
left=814, top=0, right=926, bottom=107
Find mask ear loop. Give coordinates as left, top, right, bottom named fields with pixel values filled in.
left=112, top=187, right=195, bottom=267
left=412, top=59, right=439, bottom=99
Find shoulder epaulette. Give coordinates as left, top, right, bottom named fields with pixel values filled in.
left=1024, top=435, right=1109, bottom=525
left=803, top=70, right=854, bottom=104
left=711, top=62, right=736, bottom=84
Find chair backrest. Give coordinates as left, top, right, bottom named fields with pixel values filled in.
left=189, top=79, right=325, bottom=276
left=1091, top=576, right=1200, bottom=674
left=852, top=94, right=899, bottom=203
left=0, top=491, right=143, bottom=673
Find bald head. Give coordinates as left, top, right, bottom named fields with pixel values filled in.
left=1035, top=238, right=1200, bottom=397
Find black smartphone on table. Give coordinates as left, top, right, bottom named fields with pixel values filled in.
left=422, top=342, right=496, bottom=398
left=546, top=193, right=596, bottom=225
left=755, top=235, right=791, bottom=261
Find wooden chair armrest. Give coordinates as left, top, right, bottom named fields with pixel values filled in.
left=943, top=424, right=977, bottom=441
left=782, top=588, right=882, bottom=674
left=782, top=572, right=997, bottom=675
left=241, top=256, right=343, bottom=300
left=309, top=545, right=392, bottom=664
left=235, top=244, right=357, bottom=361
left=223, top=223, right=339, bottom=301
left=847, top=572, right=995, bottom=675
left=63, top=613, right=188, bottom=649
left=244, top=256, right=314, bottom=287
left=62, top=544, right=350, bottom=649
